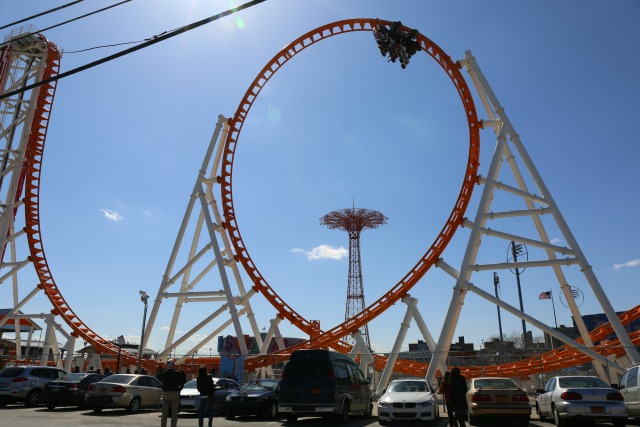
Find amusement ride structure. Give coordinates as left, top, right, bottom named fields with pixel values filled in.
left=320, top=206, right=388, bottom=350
left=1, top=17, right=639, bottom=386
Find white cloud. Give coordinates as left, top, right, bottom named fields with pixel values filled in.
left=101, top=209, right=123, bottom=221
left=550, top=238, right=561, bottom=244
left=613, top=259, right=640, bottom=270
left=290, top=248, right=304, bottom=254
left=143, top=210, right=153, bottom=217
left=306, top=245, right=348, bottom=261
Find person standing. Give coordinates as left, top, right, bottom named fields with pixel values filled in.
left=196, top=366, right=215, bottom=427
left=449, top=366, right=468, bottom=427
left=439, top=370, right=458, bottom=427
left=157, top=360, right=185, bottom=427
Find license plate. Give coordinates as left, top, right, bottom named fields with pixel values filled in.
left=591, top=406, right=605, bottom=414
left=495, top=396, right=508, bottom=402
left=100, top=388, right=107, bottom=394
left=52, top=388, right=59, bottom=392
left=309, top=388, right=321, bottom=395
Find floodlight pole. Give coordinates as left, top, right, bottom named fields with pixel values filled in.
left=138, top=290, right=149, bottom=372
left=493, top=272, right=504, bottom=343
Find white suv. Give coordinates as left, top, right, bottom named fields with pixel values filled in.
left=0, top=365, right=67, bottom=406
left=619, top=363, right=640, bottom=419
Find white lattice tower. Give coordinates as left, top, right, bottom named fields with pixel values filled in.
left=423, top=51, right=640, bottom=382
left=0, top=27, right=77, bottom=369
left=142, top=115, right=284, bottom=375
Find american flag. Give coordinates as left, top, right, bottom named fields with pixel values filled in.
left=539, top=291, right=552, bottom=300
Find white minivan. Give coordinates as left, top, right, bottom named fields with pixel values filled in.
left=619, top=363, right=640, bottom=419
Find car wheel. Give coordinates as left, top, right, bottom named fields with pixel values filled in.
left=226, top=412, right=235, bottom=419
left=364, top=399, right=372, bottom=418
left=286, top=414, right=298, bottom=423
left=536, top=403, right=547, bottom=422
left=337, top=401, right=350, bottom=424
left=379, top=419, right=389, bottom=426
left=127, top=396, right=141, bottom=413
left=553, top=406, right=566, bottom=427
left=92, top=406, right=103, bottom=413
left=265, top=402, right=277, bottom=419
left=46, top=403, right=55, bottom=410
left=24, top=390, right=41, bottom=407
left=519, top=415, right=530, bottom=426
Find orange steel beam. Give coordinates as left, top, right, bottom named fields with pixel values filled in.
left=219, top=18, right=481, bottom=368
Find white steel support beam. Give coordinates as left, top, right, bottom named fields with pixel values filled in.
left=426, top=127, right=510, bottom=383
left=427, top=50, right=638, bottom=382
left=464, top=50, right=638, bottom=366
left=144, top=113, right=265, bottom=362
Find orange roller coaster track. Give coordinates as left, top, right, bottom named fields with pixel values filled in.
left=16, top=35, right=140, bottom=366
left=13, top=25, right=636, bottom=378
left=220, top=18, right=480, bottom=362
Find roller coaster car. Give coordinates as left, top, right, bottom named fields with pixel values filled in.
left=373, top=21, right=421, bottom=69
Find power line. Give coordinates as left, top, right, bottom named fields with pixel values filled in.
left=1, top=1, right=132, bottom=48
left=0, top=0, right=86, bottom=31
left=0, top=0, right=267, bottom=101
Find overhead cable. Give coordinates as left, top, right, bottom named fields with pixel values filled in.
left=0, top=0, right=86, bottom=31
left=1, top=0, right=132, bottom=48
left=0, top=0, right=267, bottom=101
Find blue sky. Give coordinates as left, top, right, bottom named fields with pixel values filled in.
left=2, top=0, right=639, bottom=356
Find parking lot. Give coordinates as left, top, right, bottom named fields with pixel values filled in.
left=2, top=403, right=638, bottom=427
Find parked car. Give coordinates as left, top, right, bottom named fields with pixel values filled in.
left=278, top=349, right=372, bottom=423
left=0, top=365, right=67, bottom=407
left=225, top=378, right=280, bottom=419
left=41, top=372, right=105, bottom=409
left=85, top=374, right=163, bottom=413
left=466, top=377, right=530, bottom=426
left=377, top=377, right=439, bottom=425
left=536, top=375, right=627, bottom=427
left=178, top=377, right=240, bottom=414
left=619, top=363, right=640, bottom=419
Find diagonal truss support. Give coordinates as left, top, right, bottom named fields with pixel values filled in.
left=143, top=115, right=282, bottom=362
left=425, top=51, right=640, bottom=383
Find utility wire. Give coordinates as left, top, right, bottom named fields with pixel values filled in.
left=0, top=0, right=267, bottom=101
left=0, top=0, right=86, bottom=31
left=1, top=1, right=132, bottom=48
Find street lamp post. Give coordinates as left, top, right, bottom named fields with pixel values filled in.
left=509, top=241, right=528, bottom=346
left=137, top=290, right=149, bottom=373
left=493, top=272, right=504, bottom=343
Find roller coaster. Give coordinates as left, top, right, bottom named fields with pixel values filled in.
left=1, top=19, right=638, bottom=385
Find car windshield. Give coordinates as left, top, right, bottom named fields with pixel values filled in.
left=474, top=379, right=518, bottom=389
left=558, top=377, right=608, bottom=388
left=60, top=373, right=87, bottom=381
left=388, top=381, right=427, bottom=392
left=241, top=380, right=279, bottom=391
left=100, top=374, right=136, bottom=384
left=183, top=379, right=197, bottom=389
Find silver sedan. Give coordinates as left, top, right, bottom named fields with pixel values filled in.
left=535, top=375, right=627, bottom=427
left=85, top=374, right=163, bottom=413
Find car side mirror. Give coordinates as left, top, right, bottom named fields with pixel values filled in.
left=611, top=383, right=620, bottom=390
left=535, top=388, right=545, bottom=394
left=365, top=377, right=371, bottom=385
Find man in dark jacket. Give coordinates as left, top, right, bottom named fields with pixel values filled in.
left=450, top=366, right=468, bottom=427
left=157, top=360, right=185, bottom=427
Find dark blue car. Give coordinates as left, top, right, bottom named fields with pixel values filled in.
left=224, top=379, right=280, bottom=419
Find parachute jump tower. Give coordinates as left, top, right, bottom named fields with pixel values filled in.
left=320, top=206, right=388, bottom=350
